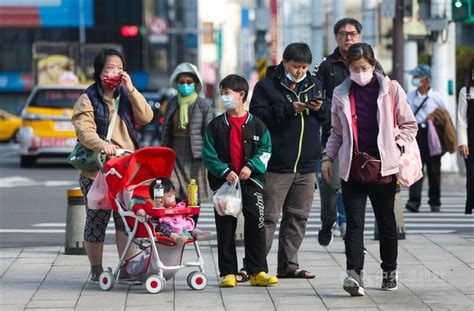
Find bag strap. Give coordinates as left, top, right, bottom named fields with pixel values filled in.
left=413, top=92, right=429, bottom=117
left=389, top=80, right=397, bottom=127
left=349, top=88, right=359, bottom=152
left=105, top=96, right=120, bottom=142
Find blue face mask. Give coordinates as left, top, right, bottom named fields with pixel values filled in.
left=177, top=83, right=195, bottom=96
left=411, top=77, right=422, bottom=88
left=221, top=95, right=236, bottom=110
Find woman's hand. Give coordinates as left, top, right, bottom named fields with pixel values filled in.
left=239, top=166, right=251, bottom=180
left=322, top=160, right=333, bottom=183
left=102, top=143, right=120, bottom=156
left=226, top=171, right=239, bottom=183
left=119, top=71, right=135, bottom=94
left=458, top=144, right=469, bottom=159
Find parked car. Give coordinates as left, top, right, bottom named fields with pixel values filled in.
left=0, top=108, right=21, bottom=142
left=18, top=85, right=87, bottom=167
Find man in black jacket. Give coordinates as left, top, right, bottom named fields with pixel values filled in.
left=250, top=42, right=326, bottom=279
left=314, top=18, right=384, bottom=246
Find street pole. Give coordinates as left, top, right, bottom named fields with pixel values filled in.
left=392, top=0, right=404, bottom=83
left=430, top=0, right=458, bottom=172
left=362, top=0, right=378, bottom=54
left=311, top=0, right=324, bottom=67
left=330, top=0, right=345, bottom=52
left=403, top=40, right=418, bottom=91
left=255, top=0, right=269, bottom=80
left=79, top=0, right=86, bottom=78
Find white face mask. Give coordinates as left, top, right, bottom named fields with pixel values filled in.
left=350, top=70, right=373, bottom=86
left=221, top=94, right=236, bottom=110
left=286, top=72, right=305, bottom=84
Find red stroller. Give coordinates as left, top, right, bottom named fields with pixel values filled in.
left=97, top=146, right=207, bottom=293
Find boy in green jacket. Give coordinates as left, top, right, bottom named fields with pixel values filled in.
left=203, top=74, right=277, bottom=288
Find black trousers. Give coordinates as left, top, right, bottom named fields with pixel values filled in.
left=465, top=152, right=474, bottom=214
left=214, top=182, right=268, bottom=276
left=409, top=126, right=442, bottom=207
left=342, top=178, right=398, bottom=273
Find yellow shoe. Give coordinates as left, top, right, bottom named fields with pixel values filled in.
left=250, top=271, right=279, bottom=286
left=219, top=274, right=237, bottom=288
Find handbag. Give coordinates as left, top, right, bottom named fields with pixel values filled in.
left=389, top=81, right=423, bottom=187
left=349, top=88, right=393, bottom=184
left=67, top=96, right=120, bottom=171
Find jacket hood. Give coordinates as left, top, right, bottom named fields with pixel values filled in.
left=170, top=62, right=203, bottom=93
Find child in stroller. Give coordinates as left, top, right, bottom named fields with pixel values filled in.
left=131, top=177, right=212, bottom=245
left=97, top=146, right=210, bottom=293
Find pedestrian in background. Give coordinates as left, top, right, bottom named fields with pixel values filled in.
left=250, top=42, right=326, bottom=279
left=161, top=62, right=213, bottom=202
left=71, top=48, right=153, bottom=282
left=404, top=64, right=447, bottom=212
left=322, top=43, right=418, bottom=296
left=313, top=17, right=385, bottom=245
left=457, top=58, right=474, bottom=214
left=203, top=74, right=277, bottom=288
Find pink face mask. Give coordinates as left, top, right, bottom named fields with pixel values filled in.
left=350, top=70, right=373, bottom=86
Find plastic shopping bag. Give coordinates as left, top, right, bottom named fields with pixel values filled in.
left=427, top=119, right=443, bottom=156
left=212, top=180, right=242, bottom=218
left=87, top=173, right=112, bottom=210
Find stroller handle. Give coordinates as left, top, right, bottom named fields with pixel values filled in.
left=97, top=148, right=134, bottom=171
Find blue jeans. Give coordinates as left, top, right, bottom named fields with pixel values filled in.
left=316, top=158, right=346, bottom=227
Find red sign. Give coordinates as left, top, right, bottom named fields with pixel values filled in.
left=149, top=17, right=168, bottom=35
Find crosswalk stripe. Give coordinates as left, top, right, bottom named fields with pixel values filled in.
left=4, top=190, right=470, bottom=236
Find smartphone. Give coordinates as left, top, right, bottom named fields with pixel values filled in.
left=307, top=90, right=326, bottom=106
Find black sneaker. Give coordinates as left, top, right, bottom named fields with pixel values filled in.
left=343, top=270, right=365, bottom=296
left=430, top=205, right=440, bottom=212
left=405, top=201, right=419, bottom=213
left=318, top=224, right=333, bottom=247
left=381, top=270, right=398, bottom=291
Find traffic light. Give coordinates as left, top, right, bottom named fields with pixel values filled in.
left=452, top=0, right=474, bottom=23
left=121, top=25, right=139, bottom=37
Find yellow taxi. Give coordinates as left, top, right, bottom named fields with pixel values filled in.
left=18, top=85, right=87, bottom=167
left=0, top=108, right=21, bottom=142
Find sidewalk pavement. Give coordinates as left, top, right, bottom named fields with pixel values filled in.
left=1, top=232, right=473, bottom=311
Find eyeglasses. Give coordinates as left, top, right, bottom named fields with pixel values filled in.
left=337, top=31, right=360, bottom=38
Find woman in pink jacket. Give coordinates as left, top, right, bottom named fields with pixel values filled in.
left=322, top=43, right=417, bottom=297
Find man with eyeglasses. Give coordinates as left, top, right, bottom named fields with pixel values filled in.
left=313, top=18, right=384, bottom=247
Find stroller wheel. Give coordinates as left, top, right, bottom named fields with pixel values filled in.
left=145, top=275, right=166, bottom=294
left=187, top=271, right=207, bottom=290
left=99, top=270, right=114, bottom=291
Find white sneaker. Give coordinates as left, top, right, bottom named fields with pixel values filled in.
left=333, top=224, right=342, bottom=237
left=339, top=222, right=346, bottom=237
left=343, top=270, right=365, bottom=297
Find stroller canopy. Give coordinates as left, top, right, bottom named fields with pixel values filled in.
left=104, top=147, right=176, bottom=198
